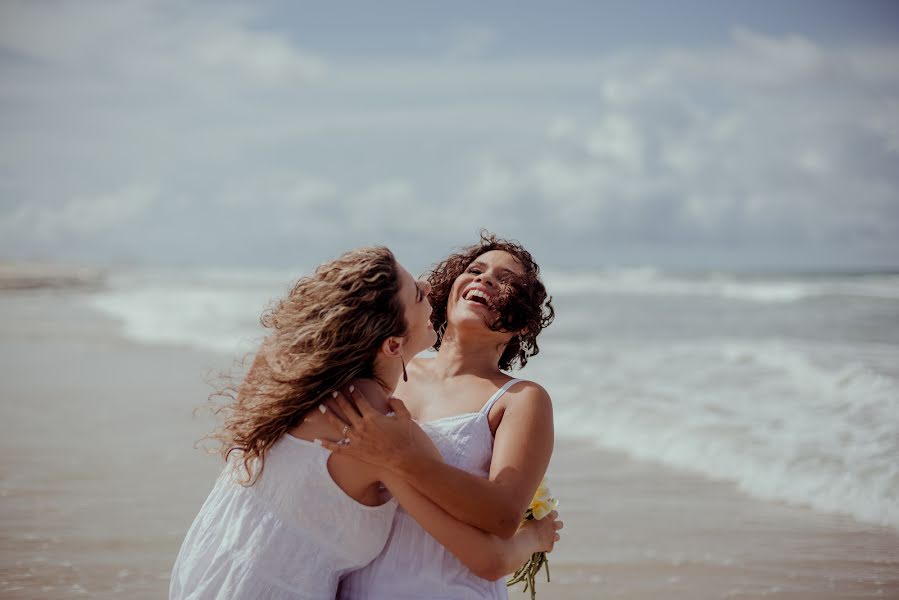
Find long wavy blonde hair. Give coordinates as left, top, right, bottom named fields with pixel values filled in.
left=207, top=247, right=407, bottom=484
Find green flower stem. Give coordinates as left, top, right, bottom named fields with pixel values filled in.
left=507, top=551, right=550, bottom=600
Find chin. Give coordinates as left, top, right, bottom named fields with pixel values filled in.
left=452, top=311, right=493, bottom=330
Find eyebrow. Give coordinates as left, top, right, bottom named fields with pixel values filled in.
left=470, top=261, right=517, bottom=276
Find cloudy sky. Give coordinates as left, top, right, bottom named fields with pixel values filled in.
left=1, top=0, right=898, bottom=272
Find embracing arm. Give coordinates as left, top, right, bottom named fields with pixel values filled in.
left=379, top=473, right=561, bottom=581
left=320, top=383, right=554, bottom=539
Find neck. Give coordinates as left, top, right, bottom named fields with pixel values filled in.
left=366, top=356, right=405, bottom=412
left=432, top=327, right=505, bottom=379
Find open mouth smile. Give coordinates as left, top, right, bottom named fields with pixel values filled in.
left=462, top=286, right=494, bottom=308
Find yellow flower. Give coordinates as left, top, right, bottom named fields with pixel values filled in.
left=528, top=479, right=558, bottom=521
left=509, top=478, right=560, bottom=597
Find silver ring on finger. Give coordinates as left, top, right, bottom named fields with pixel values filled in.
left=341, top=425, right=350, bottom=438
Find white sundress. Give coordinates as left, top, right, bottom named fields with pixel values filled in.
left=170, top=434, right=397, bottom=600
left=339, top=378, right=526, bottom=600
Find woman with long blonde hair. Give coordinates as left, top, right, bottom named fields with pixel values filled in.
left=170, top=246, right=560, bottom=600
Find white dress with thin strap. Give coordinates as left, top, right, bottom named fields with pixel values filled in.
left=338, top=378, right=525, bottom=600
left=170, top=435, right=397, bottom=600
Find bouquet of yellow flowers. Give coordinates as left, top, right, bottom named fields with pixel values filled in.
left=507, top=479, right=558, bottom=599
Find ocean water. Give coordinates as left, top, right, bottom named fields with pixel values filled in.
left=83, top=266, right=899, bottom=532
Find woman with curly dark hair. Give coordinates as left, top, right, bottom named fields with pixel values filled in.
left=170, top=246, right=560, bottom=600
left=320, top=232, right=557, bottom=599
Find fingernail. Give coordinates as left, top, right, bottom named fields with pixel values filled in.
left=313, top=439, right=322, bottom=446
left=318, top=405, right=327, bottom=414
left=349, top=384, right=354, bottom=393
left=331, top=391, right=338, bottom=398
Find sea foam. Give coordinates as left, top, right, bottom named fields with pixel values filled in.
left=85, top=267, right=294, bottom=355
left=536, top=339, right=899, bottom=531
left=83, top=266, right=899, bottom=531
left=543, top=268, right=899, bottom=303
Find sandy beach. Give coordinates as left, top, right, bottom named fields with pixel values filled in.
left=1, top=283, right=898, bottom=599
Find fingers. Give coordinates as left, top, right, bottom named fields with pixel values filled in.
left=315, top=438, right=342, bottom=454
left=328, top=389, right=362, bottom=425
left=347, top=384, right=379, bottom=418
left=545, top=510, right=563, bottom=547
left=317, top=400, right=351, bottom=435
left=387, top=396, right=412, bottom=419
left=547, top=510, right=563, bottom=530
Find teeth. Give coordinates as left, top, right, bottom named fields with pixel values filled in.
left=465, top=289, right=490, bottom=303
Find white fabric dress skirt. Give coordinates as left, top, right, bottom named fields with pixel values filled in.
left=339, top=378, right=524, bottom=600
left=170, top=435, right=397, bottom=600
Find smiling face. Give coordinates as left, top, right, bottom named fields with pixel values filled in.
left=396, top=262, right=437, bottom=356
left=447, top=249, right=525, bottom=335
left=426, top=232, right=555, bottom=370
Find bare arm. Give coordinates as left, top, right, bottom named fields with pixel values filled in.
left=320, top=383, right=554, bottom=538
left=318, top=398, right=561, bottom=578
left=380, top=474, right=561, bottom=581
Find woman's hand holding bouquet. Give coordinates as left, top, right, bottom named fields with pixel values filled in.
left=507, top=479, right=560, bottom=599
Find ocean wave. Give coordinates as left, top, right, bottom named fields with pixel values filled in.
left=83, top=268, right=293, bottom=354
left=537, top=339, right=899, bottom=531
left=82, top=267, right=899, bottom=530
left=542, top=268, right=899, bottom=304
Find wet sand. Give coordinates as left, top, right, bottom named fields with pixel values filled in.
left=1, top=289, right=898, bottom=599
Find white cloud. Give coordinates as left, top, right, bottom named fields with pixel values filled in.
left=283, top=177, right=338, bottom=210
left=2, top=183, right=156, bottom=240
left=453, top=30, right=899, bottom=261
left=585, top=115, right=644, bottom=170
left=189, top=26, right=325, bottom=84
left=351, top=180, right=437, bottom=236
left=0, top=6, right=896, bottom=268
left=0, top=0, right=325, bottom=95
left=547, top=117, right=575, bottom=140
left=446, top=25, right=498, bottom=60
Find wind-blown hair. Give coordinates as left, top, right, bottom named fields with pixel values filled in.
left=427, top=231, right=554, bottom=371
left=207, top=247, right=407, bottom=485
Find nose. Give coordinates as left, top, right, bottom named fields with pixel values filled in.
left=475, top=271, right=497, bottom=289
left=421, top=279, right=432, bottom=296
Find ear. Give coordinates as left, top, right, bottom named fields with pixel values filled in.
left=380, top=336, right=405, bottom=358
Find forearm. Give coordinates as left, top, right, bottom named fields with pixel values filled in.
left=397, top=454, right=524, bottom=539
left=318, top=384, right=553, bottom=539
left=383, top=476, right=536, bottom=580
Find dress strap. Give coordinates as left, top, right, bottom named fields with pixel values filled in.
left=480, top=378, right=525, bottom=416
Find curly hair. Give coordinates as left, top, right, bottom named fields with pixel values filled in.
left=427, top=231, right=554, bottom=370
left=206, top=247, right=407, bottom=485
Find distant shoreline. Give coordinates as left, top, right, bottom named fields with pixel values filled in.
left=3, top=258, right=899, bottom=281
left=0, top=261, right=106, bottom=291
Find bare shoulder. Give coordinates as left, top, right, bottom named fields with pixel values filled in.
left=507, top=380, right=552, bottom=408
left=491, top=379, right=554, bottom=447
left=495, top=379, right=553, bottom=424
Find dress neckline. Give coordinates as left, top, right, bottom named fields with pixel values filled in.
left=420, top=411, right=482, bottom=425
left=416, top=378, right=524, bottom=426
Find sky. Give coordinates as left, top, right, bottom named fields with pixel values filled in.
left=1, top=0, right=898, bottom=272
